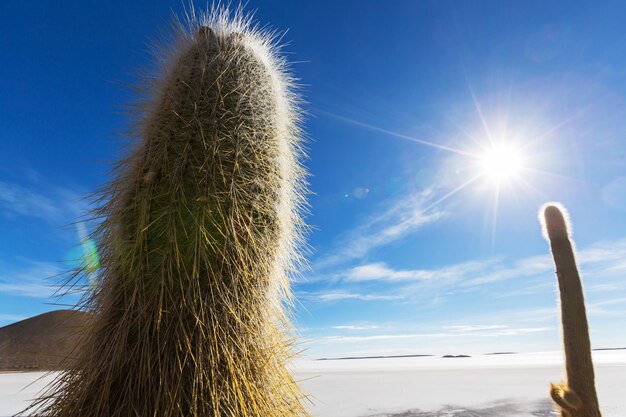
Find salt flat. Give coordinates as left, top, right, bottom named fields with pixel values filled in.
left=1, top=350, right=625, bottom=416
left=295, top=350, right=626, bottom=417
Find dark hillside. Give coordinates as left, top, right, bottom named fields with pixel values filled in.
left=0, top=310, right=90, bottom=371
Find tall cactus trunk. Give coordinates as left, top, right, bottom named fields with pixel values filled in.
left=542, top=204, right=602, bottom=417
left=26, top=7, right=308, bottom=417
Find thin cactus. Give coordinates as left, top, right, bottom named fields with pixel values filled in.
left=541, top=204, right=602, bottom=417
left=26, top=6, right=308, bottom=417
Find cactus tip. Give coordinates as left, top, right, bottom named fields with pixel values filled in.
left=540, top=202, right=571, bottom=240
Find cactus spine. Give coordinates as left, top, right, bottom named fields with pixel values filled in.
left=28, top=7, right=308, bottom=417
left=542, top=204, right=602, bottom=417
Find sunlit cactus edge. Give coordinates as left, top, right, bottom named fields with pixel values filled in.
left=25, top=6, right=309, bottom=417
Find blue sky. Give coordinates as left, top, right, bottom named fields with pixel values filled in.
left=1, top=1, right=626, bottom=358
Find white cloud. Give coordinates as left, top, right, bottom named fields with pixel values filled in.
left=463, top=254, right=552, bottom=286
left=443, top=324, right=508, bottom=332
left=588, top=283, right=626, bottom=292
left=442, top=324, right=550, bottom=337
left=601, top=176, right=626, bottom=211
left=337, top=238, right=626, bottom=292
left=313, top=190, right=444, bottom=270
left=317, top=333, right=447, bottom=344
left=0, top=313, right=27, bottom=323
left=302, top=291, right=404, bottom=302
left=0, top=282, right=57, bottom=298
left=461, top=307, right=558, bottom=325
left=587, top=297, right=626, bottom=317
left=0, top=180, right=86, bottom=221
left=607, top=261, right=626, bottom=271
left=578, top=242, right=626, bottom=264
left=477, top=327, right=551, bottom=337
left=301, top=306, right=564, bottom=357
left=345, top=260, right=492, bottom=283
left=346, top=263, right=429, bottom=282
left=0, top=261, right=65, bottom=298
left=491, top=281, right=554, bottom=298
left=332, top=324, right=380, bottom=331
left=0, top=181, right=59, bottom=218
left=313, top=325, right=550, bottom=345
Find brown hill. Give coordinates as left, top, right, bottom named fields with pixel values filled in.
left=0, top=310, right=91, bottom=371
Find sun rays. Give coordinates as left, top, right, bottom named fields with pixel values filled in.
left=319, top=90, right=580, bottom=242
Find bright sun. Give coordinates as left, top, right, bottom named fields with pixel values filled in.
left=479, top=144, right=523, bottom=183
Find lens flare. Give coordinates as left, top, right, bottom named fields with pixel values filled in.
left=82, top=239, right=100, bottom=274
left=77, top=222, right=100, bottom=285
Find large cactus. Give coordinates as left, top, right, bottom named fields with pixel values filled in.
left=541, top=204, right=602, bottom=417
left=27, top=7, right=308, bottom=417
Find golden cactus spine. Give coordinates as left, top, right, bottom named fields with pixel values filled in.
left=542, top=204, right=601, bottom=417
left=27, top=7, right=308, bottom=417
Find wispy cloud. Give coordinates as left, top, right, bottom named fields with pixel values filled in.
left=491, top=281, right=554, bottom=298
left=443, top=324, right=508, bottom=332
left=345, top=260, right=493, bottom=283
left=450, top=306, right=558, bottom=326
left=588, top=283, right=626, bottom=292
left=346, top=262, right=432, bottom=282
left=300, top=291, right=404, bottom=302
left=317, top=333, right=446, bottom=344
left=304, top=224, right=626, bottom=356
left=332, top=324, right=380, bottom=331
left=587, top=297, right=626, bottom=316
left=337, top=238, right=626, bottom=289
left=0, top=260, right=65, bottom=298
left=314, top=325, right=550, bottom=345
left=302, top=305, right=565, bottom=357
left=0, top=313, right=27, bottom=323
left=444, top=325, right=551, bottom=337
left=313, top=190, right=445, bottom=270
left=460, top=255, right=552, bottom=287
left=0, top=179, right=87, bottom=222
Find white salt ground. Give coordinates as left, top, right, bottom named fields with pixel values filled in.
left=295, top=350, right=626, bottom=417
left=1, top=350, right=625, bottom=416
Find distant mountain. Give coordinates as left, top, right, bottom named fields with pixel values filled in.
left=0, top=310, right=90, bottom=371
